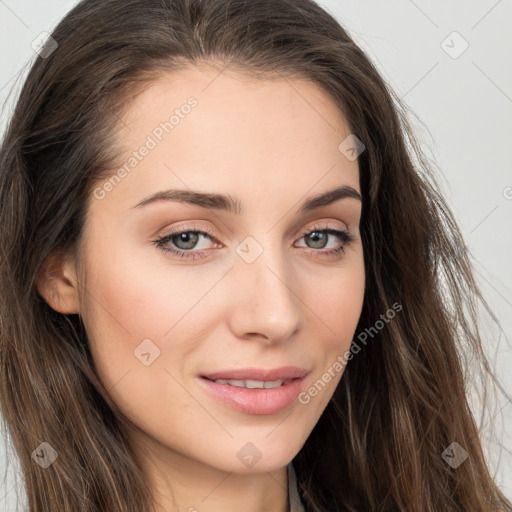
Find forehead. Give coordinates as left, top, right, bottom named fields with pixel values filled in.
left=90, top=64, right=360, bottom=217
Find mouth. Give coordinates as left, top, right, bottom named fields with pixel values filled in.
left=197, top=367, right=310, bottom=415
left=201, top=376, right=293, bottom=389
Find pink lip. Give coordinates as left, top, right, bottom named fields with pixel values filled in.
left=198, top=375, right=308, bottom=415
left=198, top=366, right=310, bottom=415
left=200, top=366, right=309, bottom=381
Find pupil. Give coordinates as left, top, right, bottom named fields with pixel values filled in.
left=175, top=232, right=198, bottom=249
left=307, top=231, right=327, bottom=249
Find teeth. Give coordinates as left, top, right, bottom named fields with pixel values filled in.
left=225, top=379, right=245, bottom=387
left=213, top=378, right=287, bottom=388
left=244, top=379, right=264, bottom=389
left=263, top=379, right=285, bottom=389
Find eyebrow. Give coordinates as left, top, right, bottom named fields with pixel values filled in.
left=130, top=184, right=362, bottom=214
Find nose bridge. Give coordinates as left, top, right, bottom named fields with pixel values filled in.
left=228, top=234, right=303, bottom=341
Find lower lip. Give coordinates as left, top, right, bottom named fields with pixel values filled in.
left=198, top=376, right=307, bottom=415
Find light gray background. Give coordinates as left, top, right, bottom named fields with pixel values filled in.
left=1, top=0, right=511, bottom=509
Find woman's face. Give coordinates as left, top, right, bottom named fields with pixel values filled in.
left=72, top=65, right=364, bottom=478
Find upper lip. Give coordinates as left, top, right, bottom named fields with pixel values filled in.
left=201, top=366, right=309, bottom=382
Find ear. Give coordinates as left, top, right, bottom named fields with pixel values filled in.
left=36, top=250, right=80, bottom=314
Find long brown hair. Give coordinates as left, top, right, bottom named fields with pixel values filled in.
left=1, top=0, right=510, bottom=510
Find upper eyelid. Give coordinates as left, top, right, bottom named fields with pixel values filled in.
left=159, top=221, right=349, bottom=238
left=157, top=222, right=350, bottom=248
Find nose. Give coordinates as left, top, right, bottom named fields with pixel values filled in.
left=226, top=239, right=303, bottom=344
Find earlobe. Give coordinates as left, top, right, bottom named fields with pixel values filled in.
left=36, top=251, right=80, bottom=314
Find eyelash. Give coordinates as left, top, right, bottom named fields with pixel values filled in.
left=153, top=222, right=355, bottom=261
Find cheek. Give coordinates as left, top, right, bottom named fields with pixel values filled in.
left=81, top=245, right=226, bottom=388
left=304, top=255, right=365, bottom=393
left=80, top=259, right=212, bottom=435
left=294, top=261, right=364, bottom=416
left=308, top=257, right=365, bottom=343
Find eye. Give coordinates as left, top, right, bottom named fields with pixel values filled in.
left=295, top=222, right=355, bottom=260
left=153, top=222, right=354, bottom=260
left=153, top=223, right=219, bottom=260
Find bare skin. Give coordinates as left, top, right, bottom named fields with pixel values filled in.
left=37, top=63, right=365, bottom=512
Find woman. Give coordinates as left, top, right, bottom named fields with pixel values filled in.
left=0, top=0, right=510, bottom=511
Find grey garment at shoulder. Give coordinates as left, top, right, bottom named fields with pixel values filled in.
left=288, top=461, right=306, bottom=512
